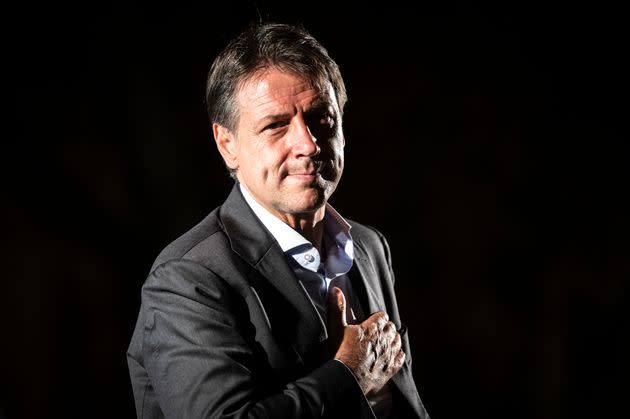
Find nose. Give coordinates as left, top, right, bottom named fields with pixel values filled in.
left=291, top=116, right=320, bottom=157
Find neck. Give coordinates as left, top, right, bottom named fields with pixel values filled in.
left=238, top=182, right=327, bottom=252
left=283, top=209, right=326, bottom=253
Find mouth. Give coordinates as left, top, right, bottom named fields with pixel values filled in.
left=286, top=161, right=324, bottom=180
left=287, top=172, right=319, bottom=182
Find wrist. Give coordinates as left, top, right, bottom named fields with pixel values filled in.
left=333, top=357, right=370, bottom=395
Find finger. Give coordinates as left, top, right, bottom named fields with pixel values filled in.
left=327, top=286, right=347, bottom=327
left=383, top=336, right=400, bottom=372
left=394, top=348, right=406, bottom=369
left=368, top=341, right=378, bottom=373
left=365, top=310, right=389, bottom=325
left=383, top=320, right=395, bottom=334
left=391, top=329, right=402, bottom=352
left=365, top=311, right=389, bottom=334
left=376, top=321, right=395, bottom=348
left=384, top=347, right=406, bottom=374
left=375, top=314, right=389, bottom=332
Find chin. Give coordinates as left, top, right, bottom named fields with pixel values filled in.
left=287, top=188, right=328, bottom=214
left=296, top=196, right=326, bottom=214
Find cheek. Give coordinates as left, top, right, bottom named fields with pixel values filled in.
left=333, top=142, right=345, bottom=164
left=336, top=156, right=344, bottom=178
left=237, top=143, right=265, bottom=180
left=257, top=146, right=288, bottom=177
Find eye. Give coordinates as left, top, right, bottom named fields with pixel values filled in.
left=264, top=120, right=289, bottom=131
left=318, top=114, right=335, bottom=127
left=306, top=112, right=335, bottom=128
left=306, top=112, right=337, bottom=140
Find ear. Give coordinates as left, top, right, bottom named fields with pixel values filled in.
left=213, top=123, right=239, bottom=171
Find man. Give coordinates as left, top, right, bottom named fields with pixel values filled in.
left=127, top=23, right=430, bottom=419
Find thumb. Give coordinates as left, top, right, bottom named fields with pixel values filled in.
left=327, top=286, right=347, bottom=327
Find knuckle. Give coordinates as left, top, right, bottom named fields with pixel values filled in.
left=358, top=327, right=367, bottom=341
left=374, top=311, right=388, bottom=324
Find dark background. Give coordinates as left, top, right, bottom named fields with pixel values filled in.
left=5, top=1, right=628, bottom=418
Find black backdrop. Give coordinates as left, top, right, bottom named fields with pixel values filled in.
left=6, top=1, right=628, bottom=418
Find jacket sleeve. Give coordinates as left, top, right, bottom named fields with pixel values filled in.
left=139, top=258, right=364, bottom=419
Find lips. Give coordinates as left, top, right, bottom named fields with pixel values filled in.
left=286, top=161, right=324, bottom=177
left=287, top=173, right=319, bottom=181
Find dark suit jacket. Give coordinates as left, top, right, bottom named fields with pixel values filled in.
left=127, top=184, right=430, bottom=418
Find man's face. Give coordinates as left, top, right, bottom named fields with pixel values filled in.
left=223, top=68, right=344, bottom=219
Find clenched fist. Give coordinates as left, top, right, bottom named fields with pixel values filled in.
left=327, top=287, right=405, bottom=395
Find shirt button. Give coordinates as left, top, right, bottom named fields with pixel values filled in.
left=304, top=254, right=315, bottom=263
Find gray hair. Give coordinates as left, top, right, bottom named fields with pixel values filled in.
left=205, top=22, right=347, bottom=132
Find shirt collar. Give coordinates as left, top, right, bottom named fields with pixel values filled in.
left=240, top=183, right=311, bottom=252
left=239, top=182, right=354, bottom=268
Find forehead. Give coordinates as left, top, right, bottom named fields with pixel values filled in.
left=235, top=68, right=336, bottom=116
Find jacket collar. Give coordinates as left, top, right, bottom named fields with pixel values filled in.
left=218, top=183, right=328, bottom=358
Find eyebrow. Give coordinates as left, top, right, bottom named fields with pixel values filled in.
left=255, top=113, right=292, bottom=132
left=304, top=100, right=335, bottom=116
left=254, top=99, right=336, bottom=132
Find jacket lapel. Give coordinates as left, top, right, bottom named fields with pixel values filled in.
left=352, top=240, right=387, bottom=316
left=219, top=184, right=326, bottom=362
left=353, top=236, right=427, bottom=418
left=254, top=245, right=328, bottom=356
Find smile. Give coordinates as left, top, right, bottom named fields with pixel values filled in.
left=287, top=173, right=319, bottom=180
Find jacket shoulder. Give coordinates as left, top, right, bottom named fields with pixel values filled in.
left=347, top=219, right=388, bottom=245
left=149, top=206, right=228, bottom=274
left=347, top=219, right=394, bottom=281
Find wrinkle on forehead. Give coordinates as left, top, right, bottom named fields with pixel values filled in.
left=238, top=69, right=320, bottom=109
